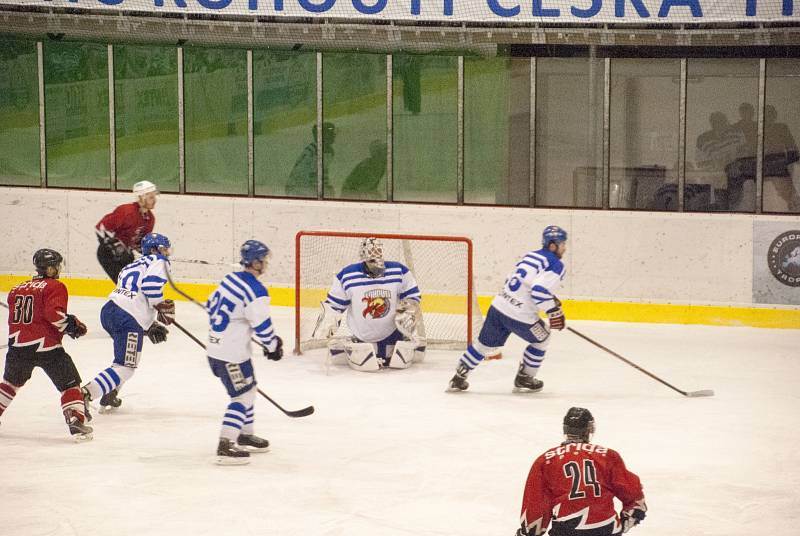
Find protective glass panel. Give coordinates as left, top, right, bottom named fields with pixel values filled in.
left=0, top=38, right=39, bottom=186
left=536, top=57, right=605, bottom=207
left=609, top=59, right=681, bottom=211
left=114, top=44, right=179, bottom=193
left=686, top=59, right=759, bottom=212
left=323, top=53, right=387, bottom=201
left=184, top=47, right=247, bottom=195
left=253, top=50, right=316, bottom=198
left=44, top=41, right=109, bottom=189
left=764, top=59, right=800, bottom=214
left=464, top=57, right=530, bottom=206
left=393, top=54, right=457, bottom=203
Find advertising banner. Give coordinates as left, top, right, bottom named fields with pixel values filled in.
left=753, top=222, right=800, bottom=306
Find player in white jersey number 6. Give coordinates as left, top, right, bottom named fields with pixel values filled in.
left=82, top=233, right=175, bottom=414
left=448, top=226, right=568, bottom=393
left=314, top=237, right=426, bottom=372
left=206, top=240, right=283, bottom=465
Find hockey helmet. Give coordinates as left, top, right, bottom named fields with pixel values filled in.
left=240, top=239, right=270, bottom=267
left=141, top=233, right=171, bottom=256
left=542, top=225, right=568, bottom=248
left=359, top=237, right=385, bottom=278
left=33, top=248, right=63, bottom=276
left=563, top=407, right=595, bottom=442
left=133, top=180, right=158, bottom=197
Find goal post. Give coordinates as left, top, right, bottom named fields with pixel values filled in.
left=294, top=230, right=482, bottom=354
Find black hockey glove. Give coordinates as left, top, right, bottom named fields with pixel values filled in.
left=621, top=499, right=647, bottom=533
left=147, top=322, right=169, bottom=344
left=263, top=336, right=283, bottom=361
left=64, top=314, right=88, bottom=339
left=101, top=236, right=128, bottom=262
left=546, top=296, right=565, bottom=331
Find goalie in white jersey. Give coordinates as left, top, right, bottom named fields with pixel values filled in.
left=82, top=233, right=176, bottom=413
left=315, top=237, right=426, bottom=372
left=447, top=225, right=568, bottom=393
left=206, top=240, right=283, bottom=465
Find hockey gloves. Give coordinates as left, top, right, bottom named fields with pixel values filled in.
left=101, top=236, right=128, bottom=262
left=64, top=314, right=88, bottom=339
left=155, top=299, right=176, bottom=325
left=546, top=296, right=566, bottom=331
left=621, top=499, right=647, bottom=533
left=394, top=299, right=421, bottom=338
left=263, top=336, right=283, bottom=361
left=147, top=322, right=169, bottom=344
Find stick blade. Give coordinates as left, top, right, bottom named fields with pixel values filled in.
left=286, top=406, right=315, bottom=418
left=685, top=389, right=715, bottom=398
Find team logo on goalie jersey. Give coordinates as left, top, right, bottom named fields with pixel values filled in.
left=768, top=231, right=800, bottom=287
left=362, top=289, right=391, bottom=319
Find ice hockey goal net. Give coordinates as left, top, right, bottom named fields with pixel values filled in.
left=294, top=230, right=482, bottom=354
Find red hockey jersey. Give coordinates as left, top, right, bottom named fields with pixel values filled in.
left=520, top=441, right=644, bottom=535
left=95, top=202, right=155, bottom=250
left=6, top=277, right=70, bottom=351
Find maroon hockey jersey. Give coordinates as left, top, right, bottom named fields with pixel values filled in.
left=520, top=442, right=644, bottom=535
left=7, top=277, right=70, bottom=351
left=96, top=202, right=155, bottom=250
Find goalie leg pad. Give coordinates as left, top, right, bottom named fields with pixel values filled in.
left=388, top=339, right=427, bottom=369
left=345, top=342, right=381, bottom=372
left=326, top=339, right=349, bottom=366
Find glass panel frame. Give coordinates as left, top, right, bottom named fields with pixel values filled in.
left=763, top=59, right=800, bottom=214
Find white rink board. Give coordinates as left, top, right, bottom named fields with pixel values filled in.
left=0, top=186, right=793, bottom=307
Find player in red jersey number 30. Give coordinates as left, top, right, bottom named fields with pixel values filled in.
left=517, top=408, right=647, bottom=536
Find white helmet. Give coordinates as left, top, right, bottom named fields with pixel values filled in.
left=133, top=180, right=158, bottom=197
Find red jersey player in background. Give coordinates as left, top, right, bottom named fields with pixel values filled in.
left=517, top=407, right=647, bottom=536
left=95, top=180, right=158, bottom=282
left=1, top=249, right=92, bottom=441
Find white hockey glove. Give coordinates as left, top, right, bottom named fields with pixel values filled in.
left=313, top=301, right=343, bottom=339
left=621, top=499, right=647, bottom=533
left=394, top=299, right=421, bottom=338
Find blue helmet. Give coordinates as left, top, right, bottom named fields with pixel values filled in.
left=542, top=225, right=568, bottom=248
left=240, top=240, right=270, bottom=266
left=141, top=233, right=171, bottom=256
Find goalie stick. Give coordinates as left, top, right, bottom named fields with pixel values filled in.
left=567, top=327, right=714, bottom=398
left=171, top=320, right=314, bottom=418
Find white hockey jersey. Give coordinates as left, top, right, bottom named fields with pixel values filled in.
left=108, top=254, right=170, bottom=329
left=325, top=261, right=421, bottom=343
left=491, top=248, right=566, bottom=324
left=205, top=271, right=279, bottom=364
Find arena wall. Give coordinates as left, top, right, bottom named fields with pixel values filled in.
left=1, top=186, right=798, bottom=328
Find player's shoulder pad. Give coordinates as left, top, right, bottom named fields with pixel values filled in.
left=384, top=260, right=409, bottom=273
left=536, top=248, right=565, bottom=276
left=337, top=262, right=366, bottom=279
left=153, top=254, right=170, bottom=264
left=235, top=271, right=269, bottom=299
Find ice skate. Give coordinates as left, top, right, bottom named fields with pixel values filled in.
left=81, top=386, right=93, bottom=422
left=238, top=433, right=270, bottom=452
left=65, top=411, right=93, bottom=442
left=216, top=438, right=250, bottom=465
left=99, top=388, right=122, bottom=414
left=446, top=364, right=470, bottom=392
left=513, top=364, right=543, bottom=393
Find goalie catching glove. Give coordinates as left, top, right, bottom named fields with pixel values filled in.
left=147, top=322, right=168, bottom=344
left=155, top=299, right=176, bottom=325
left=546, top=296, right=565, bottom=331
left=621, top=499, right=647, bottom=533
left=64, top=314, right=87, bottom=339
left=394, top=298, right=421, bottom=338
left=313, top=301, right=342, bottom=339
left=262, top=336, right=283, bottom=361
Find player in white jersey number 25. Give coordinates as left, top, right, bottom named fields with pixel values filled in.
left=206, top=240, right=283, bottom=465
left=447, top=226, right=568, bottom=394
left=314, top=237, right=426, bottom=372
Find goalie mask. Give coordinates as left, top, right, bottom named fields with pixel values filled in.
left=359, top=237, right=385, bottom=278
left=563, top=407, right=595, bottom=443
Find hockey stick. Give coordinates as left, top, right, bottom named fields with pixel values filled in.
left=170, top=319, right=314, bottom=418
left=170, top=257, right=238, bottom=267
left=567, top=327, right=715, bottom=398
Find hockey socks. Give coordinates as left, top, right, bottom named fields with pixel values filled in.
left=459, top=344, right=487, bottom=371
left=0, top=382, right=18, bottom=417
left=221, top=402, right=247, bottom=441
left=61, top=387, right=88, bottom=423
left=521, top=343, right=546, bottom=376
left=85, top=366, right=129, bottom=401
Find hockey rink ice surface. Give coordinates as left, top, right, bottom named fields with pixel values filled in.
left=1, top=296, right=799, bottom=536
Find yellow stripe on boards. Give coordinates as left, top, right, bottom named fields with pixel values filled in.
left=1, top=275, right=798, bottom=329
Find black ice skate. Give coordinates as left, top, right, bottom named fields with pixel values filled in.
left=216, top=438, right=251, bottom=465
left=238, top=434, right=270, bottom=452
left=81, top=386, right=93, bottom=422
left=65, top=411, right=93, bottom=442
left=99, top=388, right=122, bottom=413
left=513, top=364, right=543, bottom=393
left=446, top=364, right=470, bottom=392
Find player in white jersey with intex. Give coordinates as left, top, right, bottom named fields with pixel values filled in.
left=206, top=240, right=283, bottom=465
left=82, top=233, right=176, bottom=413
left=315, top=237, right=425, bottom=372
left=447, top=226, right=568, bottom=393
